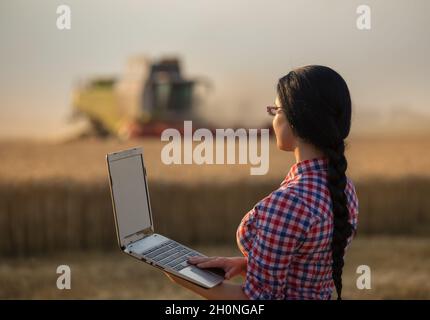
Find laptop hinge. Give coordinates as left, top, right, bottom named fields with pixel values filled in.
left=123, top=227, right=154, bottom=248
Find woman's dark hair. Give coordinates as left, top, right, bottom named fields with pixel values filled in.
left=277, top=65, right=353, bottom=300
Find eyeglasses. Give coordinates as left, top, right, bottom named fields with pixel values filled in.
left=267, top=105, right=295, bottom=128
left=266, top=105, right=282, bottom=116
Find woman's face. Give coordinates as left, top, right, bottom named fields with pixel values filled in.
left=273, top=95, right=296, bottom=151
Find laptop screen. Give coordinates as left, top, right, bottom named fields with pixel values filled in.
left=108, top=153, right=152, bottom=241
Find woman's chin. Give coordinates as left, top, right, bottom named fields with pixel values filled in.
left=277, top=141, right=293, bottom=152
left=276, top=141, right=286, bottom=151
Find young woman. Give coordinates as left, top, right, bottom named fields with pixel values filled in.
left=164, top=65, right=359, bottom=300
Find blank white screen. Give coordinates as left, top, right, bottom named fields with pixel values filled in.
left=109, top=154, right=151, bottom=241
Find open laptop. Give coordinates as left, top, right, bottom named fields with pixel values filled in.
left=106, top=147, right=225, bottom=288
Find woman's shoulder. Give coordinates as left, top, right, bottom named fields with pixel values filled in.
left=254, top=184, right=316, bottom=229
left=259, top=183, right=305, bottom=208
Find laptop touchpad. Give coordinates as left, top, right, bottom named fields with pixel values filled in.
left=179, top=266, right=224, bottom=287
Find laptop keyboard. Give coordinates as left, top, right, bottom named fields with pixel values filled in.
left=141, top=240, right=204, bottom=271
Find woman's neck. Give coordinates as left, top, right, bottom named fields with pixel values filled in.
left=293, top=141, right=325, bottom=163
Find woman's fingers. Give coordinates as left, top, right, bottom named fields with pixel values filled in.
left=190, top=257, right=226, bottom=269
left=225, top=266, right=240, bottom=280
left=188, top=256, right=216, bottom=264
left=188, top=256, right=245, bottom=280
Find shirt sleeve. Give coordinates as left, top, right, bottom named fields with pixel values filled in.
left=242, top=189, right=313, bottom=300
left=236, top=208, right=255, bottom=258
left=345, top=178, right=359, bottom=247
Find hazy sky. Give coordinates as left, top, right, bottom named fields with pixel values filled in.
left=1, top=0, right=429, bottom=138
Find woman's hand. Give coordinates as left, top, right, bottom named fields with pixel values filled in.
left=188, top=256, right=247, bottom=280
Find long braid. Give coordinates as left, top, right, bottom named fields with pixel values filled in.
left=323, top=141, right=352, bottom=300
left=278, top=65, right=354, bottom=300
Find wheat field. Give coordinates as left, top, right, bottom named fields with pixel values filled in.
left=1, top=237, right=429, bottom=299
left=1, top=135, right=430, bottom=255
left=0, top=134, right=429, bottom=299
left=1, top=134, right=430, bottom=185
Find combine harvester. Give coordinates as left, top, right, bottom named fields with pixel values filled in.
left=72, top=55, right=213, bottom=139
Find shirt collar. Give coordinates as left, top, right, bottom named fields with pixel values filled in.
left=281, top=157, right=329, bottom=185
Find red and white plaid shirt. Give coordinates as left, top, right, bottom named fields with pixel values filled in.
left=236, top=157, right=359, bottom=300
